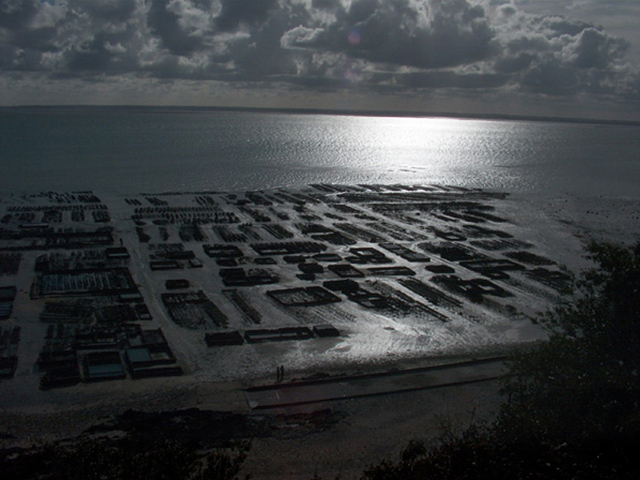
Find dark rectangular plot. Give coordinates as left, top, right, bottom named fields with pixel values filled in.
left=105, top=247, right=130, bottom=259
left=328, top=264, right=365, bottom=278
left=94, top=304, right=137, bottom=324
left=419, top=242, right=485, bottom=262
left=323, top=279, right=360, bottom=293
left=426, top=264, right=455, bottom=274
left=346, top=290, right=388, bottom=309
left=135, top=303, right=152, bottom=320
left=203, top=244, right=244, bottom=258
left=297, top=223, right=333, bottom=234
left=313, top=253, right=342, bottom=263
left=254, top=257, right=277, bottom=265
left=216, top=258, right=238, bottom=267
left=374, top=283, right=449, bottom=321
left=0, top=303, right=12, bottom=320
left=219, top=268, right=278, bottom=287
left=313, top=324, right=340, bottom=337
left=366, top=222, right=417, bottom=241
left=330, top=203, right=361, bottom=213
left=262, top=224, right=294, bottom=239
left=349, top=247, right=392, bottom=263
left=439, top=246, right=479, bottom=262
left=433, top=275, right=513, bottom=302
left=40, top=364, right=80, bottom=389
left=525, top=268, right=573, bottom=293
left=311, top=231, right=357, bottom=246
left=250, top=241, right=327, bottom=256
left=463, top=225, right=513, bottom=239
left=0, top=356, right=18, bottom=379
left=460, top=259, right=525, bottom=272
left=434, top=229, right=467, bottom=242
left=84, top=351, right=126, bottom=382
left=379, top=243, right=430, bottom=262
left=333, top=223, right=387, bottom=243
left=125, top=345, right=177, bottom=368
left=310, top=184, right=338, bottom=193
left=505, top=251, right=555, bottom=266
left=299, top=263, right=323, bottom=274
left=36, top=267, right=139, bottom=296
left=367, top=266, right=416, bottom=276
left=245, top=327, right=314, bottom=343
left=224, top=289, right=262, bottom=324
left=150, top=260, right=182, bottom=270
left=267, top=286, right=341, bottom=307
left=162, top=291, right=229, bottom=328
left=212, top=226, right=246, bottom=243
left=37, top=350, right=78, bottom=370
left=399, top=278, right=462, bottom=308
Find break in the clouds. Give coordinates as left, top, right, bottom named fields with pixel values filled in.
left=1, top=0, right=639, bottom=117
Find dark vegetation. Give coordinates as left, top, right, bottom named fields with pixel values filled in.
left=360, top=240, right=640, bottom=479
left=0, top=437, right=250, bottom=480
left=2, top=240, right=639, bottom=478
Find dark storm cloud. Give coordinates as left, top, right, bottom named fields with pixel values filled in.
left=294, top=0, right=495, bottom=69
left=0, top=0, right=639, bottom=106
left=520, top=57, right=577, bottom=95
left=571, top=27, right=627, bottom=69
left=226, top=5, right=301, bottom=77
left=494, top=52, right=533, bottom=73
left=0, top=0, right=59, bottom=53
left=67, top=35, right=114, bottom=71
left=398, top=70, right=508, bottom=89
left=148, top=0, right=204, bottom=56
left=77, top=0, right=137, bottom=22
left=312, top=0, right=341, bottom=10
left=0, top=0, right=38, bottom=29
left=216, top=0, right=277, bottom=31
left=489, top=7, right=631, bottom=96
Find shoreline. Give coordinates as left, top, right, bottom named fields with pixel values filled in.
left=4, top=104, right=639, bottom=128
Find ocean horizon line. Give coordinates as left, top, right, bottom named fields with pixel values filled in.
left=2, top=104, right=640, bottom=128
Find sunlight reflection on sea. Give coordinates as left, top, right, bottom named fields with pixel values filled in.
left=1, top=109, right=638, bottom=197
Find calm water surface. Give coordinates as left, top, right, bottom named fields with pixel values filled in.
left=1, top=108, right=639, bottom=197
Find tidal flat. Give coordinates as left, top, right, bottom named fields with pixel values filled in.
left=1, top=183, right=637, bottom=478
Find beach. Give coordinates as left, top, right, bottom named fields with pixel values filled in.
left=1, top=182, right=639, bottom=478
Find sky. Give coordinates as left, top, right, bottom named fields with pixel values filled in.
left=1, top=0, right=640, bottom=120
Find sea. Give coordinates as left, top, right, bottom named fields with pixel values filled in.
left=1, top=107, right=639, bottom=197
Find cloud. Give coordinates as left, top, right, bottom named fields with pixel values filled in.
left=216, top=0, right=277, bottom=31
left=0, top=0, right=639, bottom=113
left=489, top=7, right=631, bottom=95
left=297, top=0, right=495, bottom=69
left=147, top=0, right=206, bottom=56
left=77, top=0, right=137, bottom=22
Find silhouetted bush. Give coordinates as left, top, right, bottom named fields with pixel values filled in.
left=0, top=436, right=250, bottom=480
left=361, top=240, right=640, bottom=479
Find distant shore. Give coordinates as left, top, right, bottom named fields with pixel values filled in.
left=3, top=104, right=640, bottom=127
